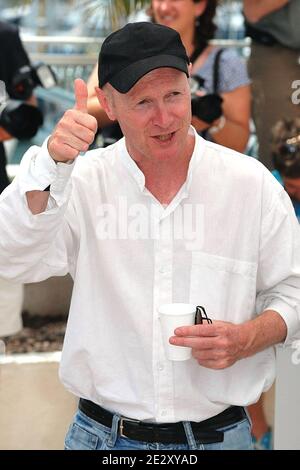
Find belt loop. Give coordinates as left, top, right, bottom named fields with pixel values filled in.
left=182, top=421, right=199, bottom=450
left=107, top=413, right=120, bottom=448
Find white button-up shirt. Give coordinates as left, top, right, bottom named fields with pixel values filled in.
left=1, top=129, right=300, bottom=422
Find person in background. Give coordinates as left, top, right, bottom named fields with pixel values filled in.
left=0, top=22, right=299, bottom=450
left=243, top=0, right=300, bottom=169
left=247, top=398, right=272, bottom=450
left=87, top=0, right=251, bottom=153
left=244, top=1, right=300, bottom=444
left=272, top=118, right=300, bottom=221
left=0, top=20, right=37, bottom=338
left=248, top=117, right=300, bottom=450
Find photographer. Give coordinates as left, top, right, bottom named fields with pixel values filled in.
left=244, top=0, right=300, bottom=170
left=0, top=20, right=40, bottom=193
left=0, top=20, right=39, bottom=338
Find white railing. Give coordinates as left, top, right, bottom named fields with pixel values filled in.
left=22, top=34, right=250, bottom=49
left=22, top=36, right=250, bottom=90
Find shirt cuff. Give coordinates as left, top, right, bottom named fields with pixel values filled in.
left=18, top=136, right=75, bottom=202
left=263, top=300, right=300, bottom=346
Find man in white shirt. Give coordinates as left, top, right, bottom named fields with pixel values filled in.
left=0, top=22, right=300, bottom=451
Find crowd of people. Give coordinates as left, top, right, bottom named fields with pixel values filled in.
left=0, top=0, right=299, bottom=451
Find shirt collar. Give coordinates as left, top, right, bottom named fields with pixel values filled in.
left=118, top=138, right=146, bottom=192
left=117, top=126, right=205, bottom=196
left=185, top=127, right=205, bottom=193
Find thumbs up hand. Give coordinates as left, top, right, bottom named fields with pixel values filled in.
left=48, top=79, right=98, bottom=163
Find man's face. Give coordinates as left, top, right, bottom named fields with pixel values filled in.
left=100, top=68, right=193, bottom=164
left=283, top=177, right=300, bottom=202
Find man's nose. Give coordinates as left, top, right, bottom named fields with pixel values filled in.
left=152, top=104, right=172, bottom=127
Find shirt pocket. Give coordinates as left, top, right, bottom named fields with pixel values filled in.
left=189, top=252, right=257, bottom=323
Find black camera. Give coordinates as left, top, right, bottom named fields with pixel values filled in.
left=0, top=99, right=44, bottom=140
left=190, top=75, right=223, bottom=124
left=8, top=62, right=57, bottom=101
left=0, top=63, right=56, bottom=140
left=273, top=135, right=300, bottom=178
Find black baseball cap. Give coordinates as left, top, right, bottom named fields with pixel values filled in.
left=98, top=22, right=190, bottom=93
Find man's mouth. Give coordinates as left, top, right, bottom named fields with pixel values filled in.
left=153, top=132, right=175, bottom=142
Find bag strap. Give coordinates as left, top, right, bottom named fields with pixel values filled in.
left=213, top=48, right=224, bottom=94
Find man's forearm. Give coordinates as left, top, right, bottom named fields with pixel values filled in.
left=243, top=0, right=290, bottom=23
left=26, top=190, right=50, bottom=215
left=240, top=310, right=287, bottom=358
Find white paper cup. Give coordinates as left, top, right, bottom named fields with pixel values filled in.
left=158, top=303, right=196, bottom=361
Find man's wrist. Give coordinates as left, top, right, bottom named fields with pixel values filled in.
left=51, top=157, right=74, bottom=165
left=238, top=321, right=256, bottom=359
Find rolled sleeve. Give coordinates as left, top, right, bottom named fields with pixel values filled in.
left=256, top=174, right=300, bottom=346
left=264, top=301, right=300, bottom=346
left=17, top=136, right=75, bottom=207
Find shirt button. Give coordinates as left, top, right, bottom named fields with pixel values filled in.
left=159, top=267, right=166, bottom=274
left=161, top=410, right=167, bottom=417
left=158, top=363, right=164, bottom=371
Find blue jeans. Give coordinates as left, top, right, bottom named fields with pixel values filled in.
left=64, top=408, right=253, bottom=450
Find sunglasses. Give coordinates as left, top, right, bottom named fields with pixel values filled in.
left=195, top=306, right=212, bottom=325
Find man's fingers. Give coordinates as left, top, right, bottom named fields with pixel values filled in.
left=48, top=80, right=98, bottom=163
left=174, top=323, right=218, bottom=337
left=169, top=335, right=216, bottom=349
left=49, top=141, right=81, bottom=162
left=74, top=78, right=88, bottom=113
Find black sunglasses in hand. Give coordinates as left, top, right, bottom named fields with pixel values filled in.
left=195, top=306, right=212, bottom=325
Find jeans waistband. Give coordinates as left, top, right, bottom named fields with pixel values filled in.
left=78, top=399, right=247, bottom=444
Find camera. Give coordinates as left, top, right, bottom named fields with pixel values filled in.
left=0, top=99, right=44, bottom=140
left=0, top=63, right=56, bottom=140
left=8, top=62, right=57, bottom=101
left=189, top=75, right=223, bottom=124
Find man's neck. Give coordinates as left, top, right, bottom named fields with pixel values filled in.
left=146, top=162, right=189, bottom=205
left=124, top=128, right=195, bottom=205
left=136, top=145, right=194, bottom=206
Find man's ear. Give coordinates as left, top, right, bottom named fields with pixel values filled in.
left=95, top=87, right=116, bottom=121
